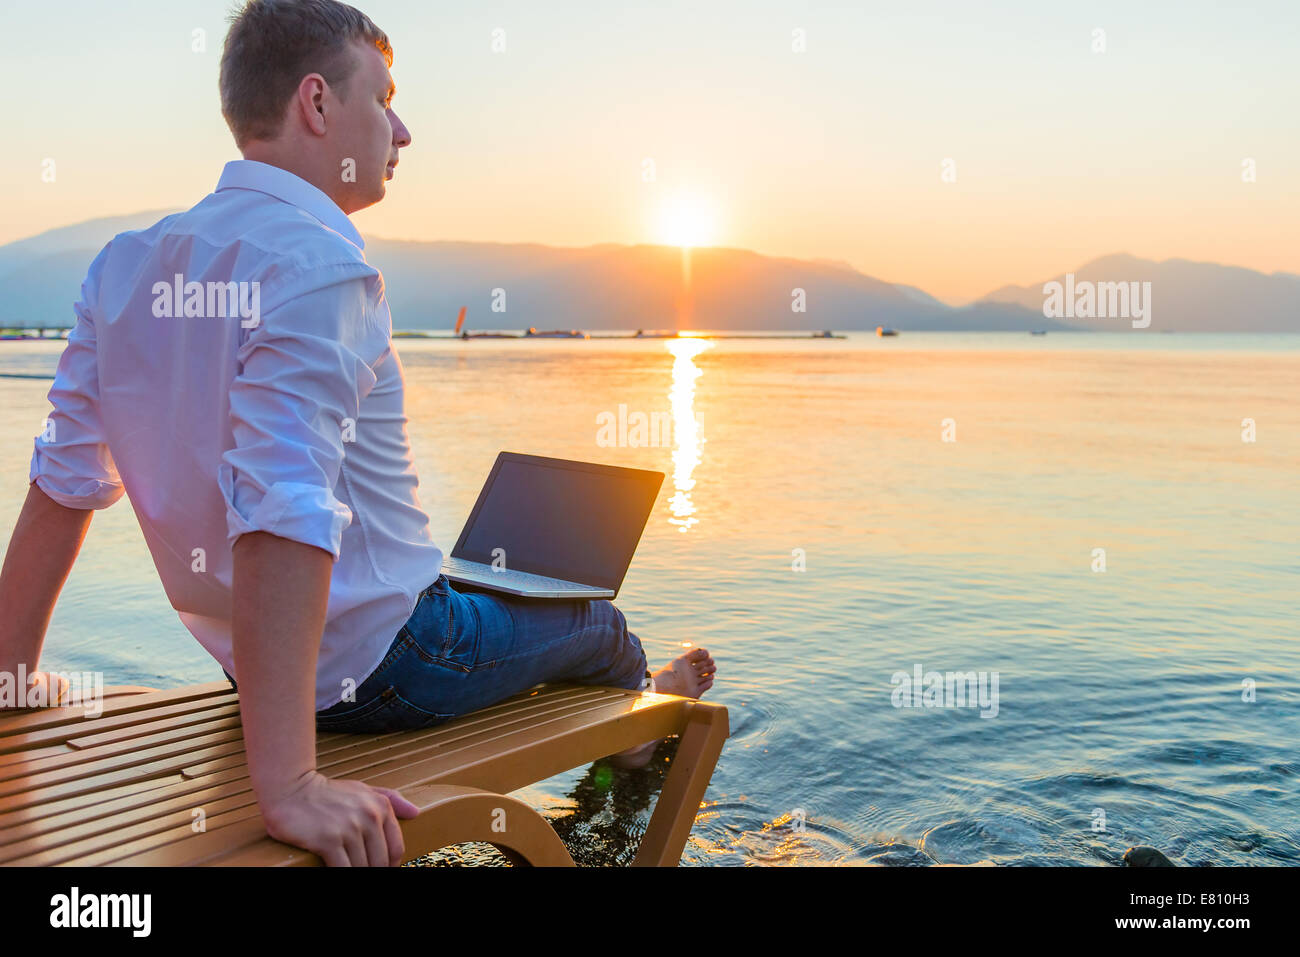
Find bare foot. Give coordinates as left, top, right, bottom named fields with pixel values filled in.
left=609, top=647, right=715, bottom=769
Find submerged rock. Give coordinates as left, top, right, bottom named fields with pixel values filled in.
left=1124, top=846, right=1175, bottom=867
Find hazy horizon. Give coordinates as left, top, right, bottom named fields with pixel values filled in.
left=5, top=207, right=1298, bottom=315
left=4, top=208, right=1295, bottom=331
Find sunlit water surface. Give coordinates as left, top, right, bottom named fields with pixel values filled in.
left=2, top=332, right=1297, bottom=865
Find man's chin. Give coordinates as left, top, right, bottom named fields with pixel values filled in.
left=351, top=182, right=387, bottom=211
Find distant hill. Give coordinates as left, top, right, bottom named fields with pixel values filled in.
left=892, top=283, right=950, bottom=311
left=0, top=210, right=182, bottom=279
left=1, top=213, right=1293, bottom=333
left=0, top=210, right=184, bottom=327
left=979, top=253, right=1300, bottom=332
left=359, top=239, right=1052, bottom=332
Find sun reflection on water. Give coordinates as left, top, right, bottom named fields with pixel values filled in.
left=665, top=337, right=711, bottom=531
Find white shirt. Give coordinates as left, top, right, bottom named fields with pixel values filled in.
left=29, top=159, right=443, bottom=710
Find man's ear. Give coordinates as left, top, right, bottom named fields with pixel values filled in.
left=295, top=74, right=330, bottom=136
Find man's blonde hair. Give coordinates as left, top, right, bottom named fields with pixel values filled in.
left=219, top=0, right=393, bottom=149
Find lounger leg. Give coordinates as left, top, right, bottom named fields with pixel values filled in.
left=398, top=784, right=575, bottom=866
left=631, top=701, right=729, bottom=867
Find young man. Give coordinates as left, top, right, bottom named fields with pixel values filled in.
left=0, top=0, right=715, bottom=866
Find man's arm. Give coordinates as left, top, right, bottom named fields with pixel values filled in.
left=0, top=484, right=94, bottom=702
left=232, top=530, right=417, bottom=866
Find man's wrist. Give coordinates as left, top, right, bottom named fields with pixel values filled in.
left=254, top=766, right=317, bottom=811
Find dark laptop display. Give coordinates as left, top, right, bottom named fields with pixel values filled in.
left=452, top=453, right=664, bottom=593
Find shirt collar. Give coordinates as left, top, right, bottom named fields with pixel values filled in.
left=215, top=159, right=365, bottom=250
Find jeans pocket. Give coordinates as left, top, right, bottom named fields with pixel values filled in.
left=407, top=583, right=481, bottom=673
left=315, top=689, right=400, bottom=731
left=316, top=686, right=452, bottom=734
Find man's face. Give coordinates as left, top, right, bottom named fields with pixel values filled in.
left=332, top=41, right=411, bottom=212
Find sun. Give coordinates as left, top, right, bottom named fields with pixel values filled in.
left=657, top=191, right=718, bottom=248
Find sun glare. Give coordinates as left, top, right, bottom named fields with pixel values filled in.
left=657, top=192, right=718, bottom=248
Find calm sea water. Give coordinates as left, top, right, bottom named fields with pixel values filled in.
left=2, top=332, right=1298, bottom=866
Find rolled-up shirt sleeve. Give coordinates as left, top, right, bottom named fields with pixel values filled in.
left=219, top=263, right=382, bottom=560
left=28, top=251, right=126, bottom=510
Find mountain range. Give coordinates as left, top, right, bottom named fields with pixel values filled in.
left=1, top=211, right=1295, bottom=333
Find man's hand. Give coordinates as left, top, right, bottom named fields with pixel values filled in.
left=261, top=769, right=419, bottom=866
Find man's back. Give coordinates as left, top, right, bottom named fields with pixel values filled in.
left=30, top=159, right=442, bottom=710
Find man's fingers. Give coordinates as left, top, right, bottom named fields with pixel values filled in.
left=320, top=842, right=349, bottom=868
left=362, top=800, right=390, bottom=868
left=341, top=830, right=366, bottom=867
left=371, top=785, right=412, bottom=866
left=374, top=785, right=420, bottom=818
left=382, top=802, right=406, bottom=866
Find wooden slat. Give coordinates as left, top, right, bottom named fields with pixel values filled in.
left=0, top=683, right=234, bottom=748
left=0, top=774, right=189, bottom=844
left=0, top=708, right=245, bottom=784
left=0, top=727, right=245, bottom=803
left=66, top=702, right=243, bottom=749
left=0, top=697, right=240, bottom=763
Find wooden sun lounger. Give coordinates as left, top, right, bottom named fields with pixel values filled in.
left=0, top=682, right=728, bottom=866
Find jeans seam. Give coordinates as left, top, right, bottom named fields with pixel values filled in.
left=370, top=629, right=412, bottom=681
left=315, top=687, right=394, bottom=727
left=391, top=688, right=453, bottom=722
left=442, top=592, right=456, bottom=657
left=429, top=590, right=474, bottom=673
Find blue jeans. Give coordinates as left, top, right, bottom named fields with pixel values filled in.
left=223, top=574, right=649, bottom=733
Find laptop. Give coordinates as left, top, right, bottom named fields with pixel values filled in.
left=439, top=452, right=664, bottom=599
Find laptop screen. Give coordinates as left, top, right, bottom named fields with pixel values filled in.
left=452, top=453, right=664, bottom=590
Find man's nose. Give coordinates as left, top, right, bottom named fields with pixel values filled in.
left=391, top=111, right=412, bottom=148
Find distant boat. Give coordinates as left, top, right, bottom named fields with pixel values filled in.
left=1030, top=330, right=1048, bottom=336
left=524, top=327, right=588, bottom=338
left=876, top=326, right=898, bottom=337
left=633, top=329, right=678, bottom=338
left=813, top=329, right=835, bottom=338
